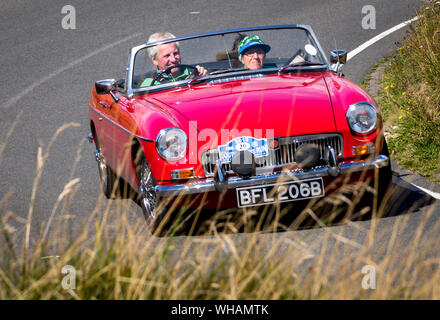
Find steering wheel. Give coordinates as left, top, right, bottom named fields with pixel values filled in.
left=151, top=64, right=199, bottom=85
left=286, top=49, right=310, bottom=66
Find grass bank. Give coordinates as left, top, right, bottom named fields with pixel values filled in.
left=1, top=187, right=439, bottom=300
left=374, top=1, right=440, bottom=183
left=0, top=119, right=439, bottom=299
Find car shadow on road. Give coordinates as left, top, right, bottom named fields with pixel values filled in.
left=122, top=173, right=437, bottom=237
left=177, top=175, right=438, bottom=236
left=385, top=175, right=437, bottom=218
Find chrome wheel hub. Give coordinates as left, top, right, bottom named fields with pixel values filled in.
left=95, top=150, right=108, bottom=188
left=140, top=161, right=157, bottom=220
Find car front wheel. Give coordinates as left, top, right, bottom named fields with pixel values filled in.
left=375, top=139, right=393, bottom=205
left=136, top=155, right=162, bottom=233
left=95, top=144, right=116, bottom=199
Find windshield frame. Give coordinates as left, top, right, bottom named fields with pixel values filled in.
left=125, top=25, right=330, bottom=98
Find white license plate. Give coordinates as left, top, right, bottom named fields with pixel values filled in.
left=236, top=178, right=325, bottom=208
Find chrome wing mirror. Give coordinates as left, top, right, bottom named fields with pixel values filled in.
left=95, top=79, right=116, bottom=94
left=329, top=50, right=347, bottom=75
left=95, top=79, right=119, bottom=102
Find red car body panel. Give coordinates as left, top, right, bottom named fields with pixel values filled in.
left=323, top=72, right=382, bottom=157
left=156, top=73, right=336, bottom=137
left=89, top=71, right=384, bottom=192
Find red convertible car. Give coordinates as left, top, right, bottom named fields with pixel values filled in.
left=88, top=25, right=391, bottom=233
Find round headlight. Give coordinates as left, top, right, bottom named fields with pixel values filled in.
left=346, top=102, right=377, bottom=135
left=156, top=128, right=187, bottom=161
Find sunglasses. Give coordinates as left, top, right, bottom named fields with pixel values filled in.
left=243, top=47, right=266, bottom=56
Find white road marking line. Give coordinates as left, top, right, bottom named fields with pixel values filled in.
left=1, top=32, right=142, bottom=109
left=347, top=16, right=420, bottom=61
left=411, top=184, right=440, bottom=200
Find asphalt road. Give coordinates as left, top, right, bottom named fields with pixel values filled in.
left=1, top=0, right=438, bottom=274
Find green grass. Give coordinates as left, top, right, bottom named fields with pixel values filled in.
left=374, top=1, right=440, bottom=183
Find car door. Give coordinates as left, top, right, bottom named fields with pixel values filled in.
left=95, top=93, right=119, bottom=172
left=106, top=94, right=138, bottom=182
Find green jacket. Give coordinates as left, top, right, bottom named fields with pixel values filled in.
left=141, top=67, right=191, bottom=87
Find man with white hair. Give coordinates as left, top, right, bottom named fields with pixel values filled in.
left=141, top=32, right=207, bottom=87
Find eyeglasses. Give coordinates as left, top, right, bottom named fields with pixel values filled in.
left=243, top=47, right=265, bottom=56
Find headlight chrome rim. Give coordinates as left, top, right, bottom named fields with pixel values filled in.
left=155, top=127, right=188, bottom=161
left=346, top=102, right=377, bottom=135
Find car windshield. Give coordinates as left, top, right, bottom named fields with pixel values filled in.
left=130, top=26, right=326, bottom=92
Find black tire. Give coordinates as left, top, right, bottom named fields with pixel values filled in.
left=353, top=138, right=392, bottom=220
left=95, top=138, right=117, bottom=199
left=135, top=154, right=163, bottom=234
left=360, top=138, right=392, bottom=216
left=376, top=139, right=393, bottom=205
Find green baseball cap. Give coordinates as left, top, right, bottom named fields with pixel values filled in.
left=237, top=35, right=271, bottom=55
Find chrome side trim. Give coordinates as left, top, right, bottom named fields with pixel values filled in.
left=88, top=105, right=154, bottom=143
left=155, top=155, right=389, bottom=196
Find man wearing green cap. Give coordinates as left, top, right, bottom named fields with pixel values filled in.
left=237, top=35, right=271, bottom=70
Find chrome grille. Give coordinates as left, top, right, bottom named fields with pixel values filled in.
left=201, top=133, right=343, bottom=176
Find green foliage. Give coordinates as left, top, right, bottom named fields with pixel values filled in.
left=377, top=1, right=440, bottom=182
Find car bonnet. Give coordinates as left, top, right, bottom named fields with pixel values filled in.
left=147, top=72, right=336, bottom=139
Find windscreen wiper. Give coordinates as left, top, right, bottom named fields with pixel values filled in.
left=187, top=68, right=249, bottom=86
left=278, top=62, right=325, bottom=74
left=209, top=68, right=248, bottom=75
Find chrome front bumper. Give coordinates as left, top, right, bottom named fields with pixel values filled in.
left=155, top=155, right=389, bottom=197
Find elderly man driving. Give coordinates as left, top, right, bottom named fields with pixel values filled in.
left=141, top=32, right=207, bottom=87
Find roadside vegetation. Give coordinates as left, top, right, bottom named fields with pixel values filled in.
left=1, top=117, right=439, bottom=300
left=1, top=173, right=439, bottom=299
left=374, top=1, right=440, bottom=183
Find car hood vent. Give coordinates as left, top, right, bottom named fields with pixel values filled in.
left=208, top=73, right=264, bottom=85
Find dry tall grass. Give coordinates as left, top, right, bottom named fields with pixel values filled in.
left=0, top=119, right=439, bottom=300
